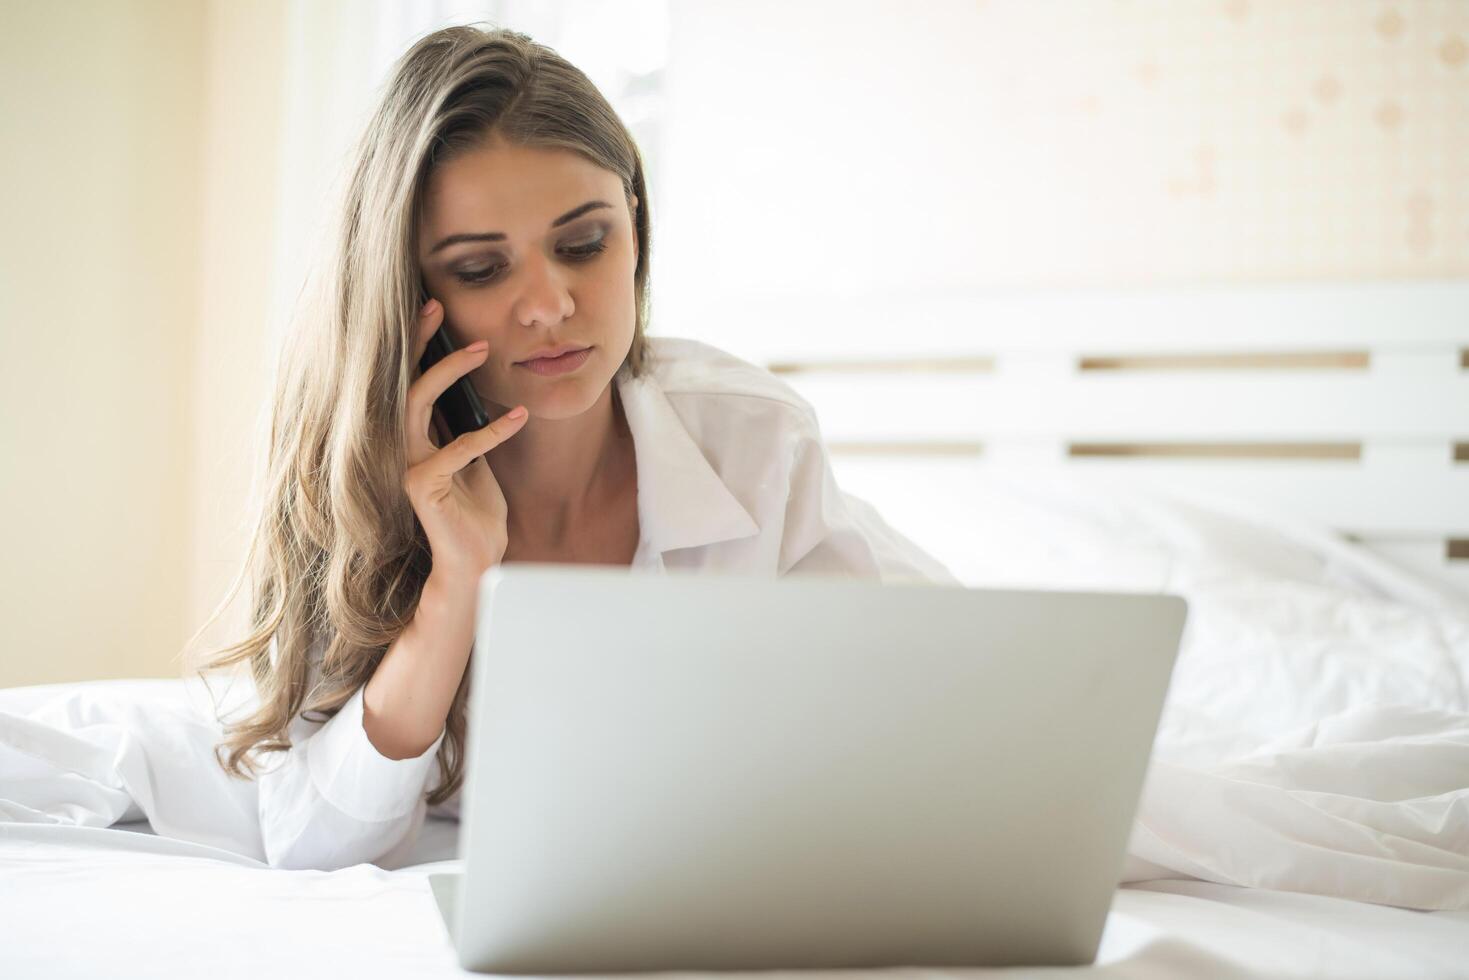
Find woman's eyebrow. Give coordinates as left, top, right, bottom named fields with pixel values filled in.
left=428, top=200, right=613, bottom=255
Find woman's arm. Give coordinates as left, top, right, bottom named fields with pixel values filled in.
left=362, top=571, right=477, bottom=760
left=255, top=680, right=443, bottom=870
left=254, top=572, right=475, bottom=870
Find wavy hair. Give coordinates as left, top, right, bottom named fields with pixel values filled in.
left=183, top=24, right=653, bottom=806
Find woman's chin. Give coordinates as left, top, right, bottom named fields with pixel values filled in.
left=501, top=379, right=606, bottom=421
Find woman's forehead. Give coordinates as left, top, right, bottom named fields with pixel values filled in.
left=422, top=142, right=620, bottom=219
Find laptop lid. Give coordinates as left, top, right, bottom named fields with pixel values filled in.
left=447, top=563, right=1186, bottom=973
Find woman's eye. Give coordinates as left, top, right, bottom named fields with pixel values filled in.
left=562, top=238, right=608, bottom=260
left=455, top=264, right=505, bottom=286
left=453, top=238, right=607, bottom=287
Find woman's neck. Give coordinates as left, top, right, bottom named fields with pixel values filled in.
left=485, top=382, right=632, bottom=544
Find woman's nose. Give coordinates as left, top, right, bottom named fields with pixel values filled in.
left=513, top=250, right=575, bottom=327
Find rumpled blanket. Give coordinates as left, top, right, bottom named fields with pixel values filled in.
left=4, top=473, right=1467, bottom=907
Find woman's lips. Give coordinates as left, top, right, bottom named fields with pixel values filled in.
left=517, top=346, right=593, bottom=376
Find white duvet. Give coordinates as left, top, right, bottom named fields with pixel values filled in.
left=3, top=469, right=1468, bottom=915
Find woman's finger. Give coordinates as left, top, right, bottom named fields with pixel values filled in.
left=407, top=299, right=494, bottom=466
left=407, top=299, right=448, bottom=465
left=410, top=345, right=487, bottom=452
left=428, top=407, right=529, bottom=481
left=413, top=298, right=442, bottom=366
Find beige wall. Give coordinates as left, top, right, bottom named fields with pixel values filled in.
left=188, top=2, right=289, bottom=685
left=0, top=1, right=285, bottom=686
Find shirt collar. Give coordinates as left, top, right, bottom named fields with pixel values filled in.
left=615, top=367, right=760, bottom=555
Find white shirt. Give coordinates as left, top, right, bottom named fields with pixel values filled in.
left=257, top=336, right=959, bottom=870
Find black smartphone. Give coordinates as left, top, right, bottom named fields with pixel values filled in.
left=417, top=288, right=490, bottom=441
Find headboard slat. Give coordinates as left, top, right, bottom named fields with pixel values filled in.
left=785, top=371, right=1469, bottom=440
left=1077, top=351, right=1369, bottom=371
left=1067, top=442, right=1361, bottom=460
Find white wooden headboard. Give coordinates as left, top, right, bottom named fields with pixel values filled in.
left=716, top=279, right=1469, bottom=595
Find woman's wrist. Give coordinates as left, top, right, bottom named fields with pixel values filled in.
left=420, top=564, right=486, bottom=618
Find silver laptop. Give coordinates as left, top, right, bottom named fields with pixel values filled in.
left=428, top=563, right=1186, bottom=973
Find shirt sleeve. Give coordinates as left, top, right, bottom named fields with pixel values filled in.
left=776, top=408, right=962, bottom=586
left=254, top=635, right=447, bottom=871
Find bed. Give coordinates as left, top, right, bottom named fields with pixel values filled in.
left=4, top=279, right=1469, bottom=977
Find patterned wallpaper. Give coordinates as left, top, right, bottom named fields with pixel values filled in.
left=958, top=0, right=1469, bottom=284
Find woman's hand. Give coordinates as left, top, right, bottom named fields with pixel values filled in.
left=404, top=298, right=528, bottom=584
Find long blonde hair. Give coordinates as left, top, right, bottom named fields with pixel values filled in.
left=184, top=24, right=653, bottom=806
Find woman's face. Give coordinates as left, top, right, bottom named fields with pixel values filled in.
left=416, top=137, right=639, bottom=421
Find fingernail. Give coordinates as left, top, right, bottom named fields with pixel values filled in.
left=466, top=340, right=488, bottom=353
left=507, top=406, right=527, bottom=420
left=421, top=298, right=437, bottom=315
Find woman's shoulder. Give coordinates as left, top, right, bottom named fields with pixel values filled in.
left=638, top=335, right=819, bottom=429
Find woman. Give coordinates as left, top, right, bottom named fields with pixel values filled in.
left=188, top=24, right=957, bottom=871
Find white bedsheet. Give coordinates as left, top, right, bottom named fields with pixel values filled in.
left=3, top=819, right=1466, bottom=979
left=4, top=471, right=1469, bottom=975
